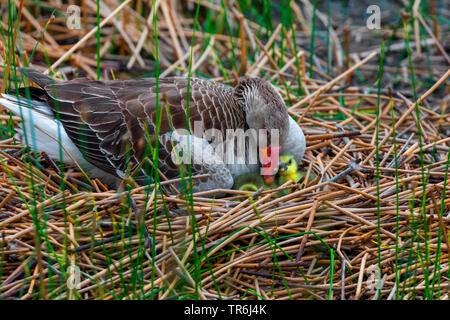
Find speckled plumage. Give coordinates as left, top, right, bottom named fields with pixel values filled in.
left=0, top=68, right=305, bottom=193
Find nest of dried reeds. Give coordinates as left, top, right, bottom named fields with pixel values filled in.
left=0, top=0, right=449, bottom=300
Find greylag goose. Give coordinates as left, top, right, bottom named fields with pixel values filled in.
left=0, top=68, right=306, bottom=193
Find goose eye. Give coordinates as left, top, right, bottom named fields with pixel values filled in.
left=288, top=159, right=292, bottom=165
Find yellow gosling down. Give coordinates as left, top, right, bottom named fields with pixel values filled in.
left=233, top=172, right=269, bottom=193
left=233, top=152, right=310, bottom=197
left=273, top=152, right=304, bottom=195
left=277, top=152, right=305, bottom=185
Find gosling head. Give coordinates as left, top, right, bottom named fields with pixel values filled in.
left=278, top=152, right=298, bottom=177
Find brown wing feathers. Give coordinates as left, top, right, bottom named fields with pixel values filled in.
left=20, top=69, right=244, bottom=182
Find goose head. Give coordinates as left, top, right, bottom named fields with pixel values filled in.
left=234, top=78, right=290, bottom=177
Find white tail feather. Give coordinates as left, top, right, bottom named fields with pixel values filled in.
left=0, top=94, right=87, bottom=166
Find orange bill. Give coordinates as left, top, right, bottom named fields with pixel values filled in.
left=259, top=145, right=281, bottom=179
